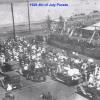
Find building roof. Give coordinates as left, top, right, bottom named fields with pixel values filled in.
left=82, top=22, right=100, bottom=31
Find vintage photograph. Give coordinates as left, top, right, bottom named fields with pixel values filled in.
left=0, top=0, right=100, bottom=100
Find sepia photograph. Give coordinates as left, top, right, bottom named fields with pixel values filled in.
left=0, top=0, right=100, bottom=100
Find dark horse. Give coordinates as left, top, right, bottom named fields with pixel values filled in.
left=40, top=92, right=52, bottom=100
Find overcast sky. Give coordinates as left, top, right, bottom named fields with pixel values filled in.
left=0, top=0, right=100, bottom=26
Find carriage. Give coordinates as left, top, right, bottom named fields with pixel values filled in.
left=22, top=61, right=47, bottom=82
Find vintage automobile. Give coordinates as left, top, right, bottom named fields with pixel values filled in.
left=54, top=73, right=81, bottom=86
left=52, top=67, right=82, bottom=86
left=76, top=85, right=100, bottom=100
left=0, top=71, right=21, bottom=91
left=1, top=61, right=19, bottom=73
left=1, top=63, right=12, bottom=72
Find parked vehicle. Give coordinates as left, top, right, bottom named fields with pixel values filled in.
left=0, top=71, right=21, bottom=91
left=76, top=85, right=100, bottom=100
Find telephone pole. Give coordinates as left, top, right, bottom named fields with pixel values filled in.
left=11, top=2, right=16, bottom=40
left=27, top=0, right=31, bottom=34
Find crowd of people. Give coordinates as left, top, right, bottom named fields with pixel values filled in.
left=0, top=36, right=99, bottom=82
left=48, top=34, right=95, bottom=49
left=0, top=36, right=47, bottom=81
left=1, top=36, right=100, bottom=99
left=44, top=47, right=100, bottom=99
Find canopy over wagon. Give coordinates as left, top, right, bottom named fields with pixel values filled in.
left=74, top=22, right=100, bottom=44
left=1, top=61, right=20, bottom=72
left=82, top=22, right=100, bottom=31
left=7, top=61, right=20, bottom=70
left=4, top=71, right=20, bottom=77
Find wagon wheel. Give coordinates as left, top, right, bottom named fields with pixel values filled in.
left=37, top=75, right=40, bottom=81
left=26, top=73, right=31, bottom=80
left=39, top=76, right=43, bottom=81
left=0, top=80, right=5, bottom=89
left=86, top=92, right=92, bottom=98
left=43, top=76, right=46, bottom=81
left=26, top=74, right=29, bottom=80
left=31, top=75, right=34, bottom=81
left=19, top=82, right=23, bottom=89
left=77, top=86, right=82, bottom=92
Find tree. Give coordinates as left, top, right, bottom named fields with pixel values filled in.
left=57, top=16, right=64, bottom=34
left=46, top=16, right=52, bottom=32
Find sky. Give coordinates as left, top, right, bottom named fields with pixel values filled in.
left=0, top=0, right=100, bottom=26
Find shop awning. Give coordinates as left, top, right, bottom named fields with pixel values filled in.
left=82, top=22, right=100, bottom=31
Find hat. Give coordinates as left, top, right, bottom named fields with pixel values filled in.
left=88, top=58, right=94, bottom=63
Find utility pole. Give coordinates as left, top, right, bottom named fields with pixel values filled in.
left=27, top=0, right=31, bottom=34
left=58, top=16, right=64, bottom=35
left=47, top=15, right=52, bottom=35
left=11, top=2, right=16, bottom=40
left=89, top=26, right=96, bottom=43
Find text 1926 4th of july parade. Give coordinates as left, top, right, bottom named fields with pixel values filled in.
left=30, top=3, right=69, bottom=7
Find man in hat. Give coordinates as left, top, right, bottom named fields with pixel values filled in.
left=3, top=92, right=15, bottom=100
